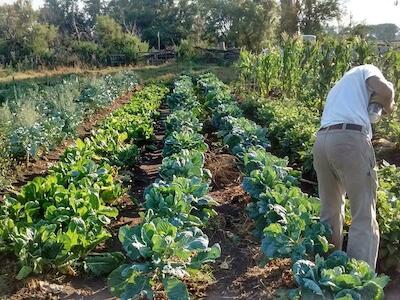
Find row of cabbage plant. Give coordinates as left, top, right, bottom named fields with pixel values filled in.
left=106, top=75, right=220, bottom=300
left=198, top=73, right=389, bottom=300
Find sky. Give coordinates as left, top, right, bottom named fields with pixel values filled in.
left=0, top=0, right=399, bottom=27
left=341, top=0, right=400, bottom=27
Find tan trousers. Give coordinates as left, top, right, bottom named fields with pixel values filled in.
left=313, top=129, right=379, bottom=269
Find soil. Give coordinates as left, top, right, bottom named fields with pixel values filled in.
left=205, top=185, right=293, bottom=300
left=384, top=274, right=400, bottom=300
left=202, top=140, right=294, bottom=300
left=0, top=85, right=141, bottom=198
left=374, top=138, right=400, bottom=167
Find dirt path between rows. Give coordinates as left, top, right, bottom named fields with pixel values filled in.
left=202, top=134, right=294, bottom=300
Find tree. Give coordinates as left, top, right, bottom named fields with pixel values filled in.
left=197, top=0, right=278, bottom=51
left=27, top=23, right=58, bottom=58
left=83, top=0, right=105, bottom=26
left=0, top=0, right=36, bottom=52
left=95, top=15, right=148, bottom=62
left=279, top=0, right=300, bottom=35
left=0, top=0, right=58, bottom=65
left=40, top=0, right=84, bottom=38
left=298, top=0, right=341, bottom=35
left=366, top=23, right=400, bottom=41
left=197, top=0, right=232, bottom=43
left=229, top=0, right=279, bottom=50
left=106, top=0, right=196, bottom=48
left=0, top=0, right=58, bottom=63
left=278, top=0, right=341, bottom=36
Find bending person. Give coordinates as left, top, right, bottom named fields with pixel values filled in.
left=313, top=64, right=395, bottom=269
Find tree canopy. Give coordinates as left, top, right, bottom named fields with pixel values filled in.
left=0, top=0, right=388, bottom=68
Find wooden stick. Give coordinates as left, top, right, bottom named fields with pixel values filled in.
left=300, top=178, right=318, bottom=186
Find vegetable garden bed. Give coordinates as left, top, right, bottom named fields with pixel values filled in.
left=0, top=83, right=168, bottom=299
left=1, top=71, right=399, bottom=300
left=0, top=71, right=139, bottom=192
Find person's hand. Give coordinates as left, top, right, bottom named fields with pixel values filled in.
left=367, top=76, right=395, bottom=115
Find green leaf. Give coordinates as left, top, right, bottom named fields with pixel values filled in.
left=16, top=266, right=33, bottom=280
left=186, top=236, right=209, bottom=251
left=324, top=251, right=349, bottom=269
left=69, top=217, right=86, bottom=234
left=302, top=278, right=324, bottom=296
left=108, top=265, right=125, bottom=294
left=108, top=263, right=151, bottom=298
left=152, top=233, right=168, bottom=254
left=264, top=223, right=283, bottom=235
left=370, top=275, right=390, bottom=289
left=76, top=138, right=86, bottom=151
left=24, top=201, right=40, bottom=223
left=119, top=225, right=143, bottom=260
left=357, top=281, right=384, bottom=300
left=163, top=276, right=189, bottom=300
left=99, top=206, right=119, bottom=218
left=190, top=244, right=221, bottom=269
left=121, top=273, right=153, bottom=300
left=334, top=274, right=362, bottom=289
left=335, top=289, right=362, bottom=300
left=261, top=236, right=278, bottom=258
left=86, top=252, right=125, bottom=276
left=317, top=235, right=329, bottom=253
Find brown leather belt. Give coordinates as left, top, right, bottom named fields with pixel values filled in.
left=319, top=123, right=363, bottom=132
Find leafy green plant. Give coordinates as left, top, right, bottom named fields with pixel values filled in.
left=165, top=109, right=203, bottom=137
left=262, top=213, right=331, bottom=262
left=197, top=73, right=232, bottom=109
left=211, top=103, right=243, bottom=128
left=144, top=177, right=217, bottom=227
left=292, top=251, right=390, bottom=299
left=85, top=252, right=126, bottom=276
left=160, top=149, right=211, bottom=182
left=2, top=71, right=139, bottom=166
left=167, top=75, right=201, bottom=114
left=218, top=116, right=270, bottom=157
left=108, top=216, right=221, bottom=300
left=0, top=171, right=120, bottom=278
left=256, top=99, right=319, bottom=173
left=376, top=163, right=400, bottom=272
left=106, top=76, right=219, bottom=299
left=0, top=82, right=166, bottom=279
left=163, top=130, right=208, bottom=157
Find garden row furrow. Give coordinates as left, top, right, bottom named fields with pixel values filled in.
left=106, top=75, right=221, bottom=300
